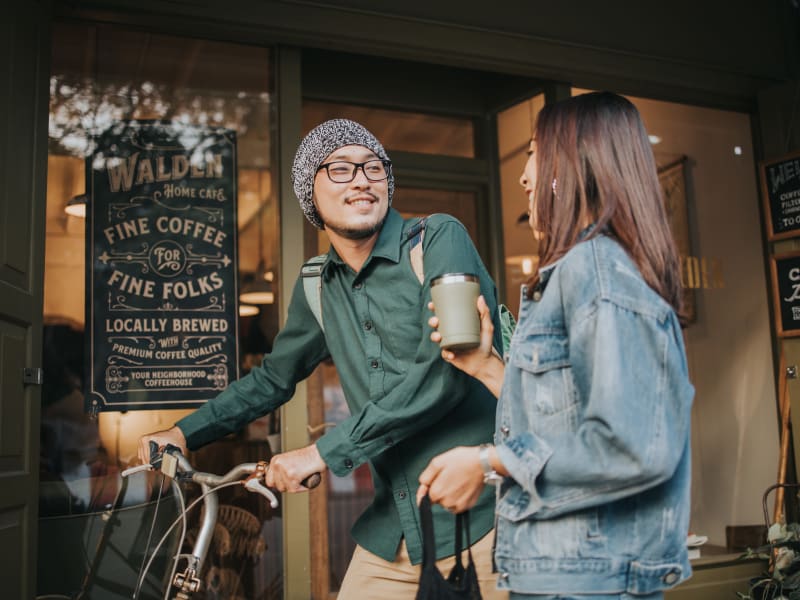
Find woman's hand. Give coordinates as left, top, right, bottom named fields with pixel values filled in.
left=429, top=295, right=505, bottom=397
left=417, top=446, right=485, bottom=514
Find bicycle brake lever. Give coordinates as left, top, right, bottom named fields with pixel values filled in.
left=121, top=463, right=153, bottom=478
left=244, top=478, right=279, bottom=508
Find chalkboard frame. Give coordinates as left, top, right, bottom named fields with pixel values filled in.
left=761, top=150, right=800, bottom=241
left=771, top=251, right=800, bottom=338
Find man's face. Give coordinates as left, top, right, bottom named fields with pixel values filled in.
left=312, top=145, right=389, bottom=240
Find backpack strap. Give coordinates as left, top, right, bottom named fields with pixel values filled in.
left=301, top=254, right=327, bottom=331
left=406, top=217, right=427, bottom=285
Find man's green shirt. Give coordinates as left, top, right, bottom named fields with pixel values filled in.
left=177, top=208, right=500, bottom=564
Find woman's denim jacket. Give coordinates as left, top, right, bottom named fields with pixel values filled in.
left=493, top=234, right=694, bottom=595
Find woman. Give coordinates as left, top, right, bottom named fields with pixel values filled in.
left=417, top=91, right=694, bottom=599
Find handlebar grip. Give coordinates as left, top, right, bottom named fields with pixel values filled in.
left=301, top=472, right=322, bottom=489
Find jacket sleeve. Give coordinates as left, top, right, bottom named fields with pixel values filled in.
left=177, top=275, right=330, bottom=450
left=316, top=217, right=502, bottom=476
left=495, top=269, right=694, bottom=520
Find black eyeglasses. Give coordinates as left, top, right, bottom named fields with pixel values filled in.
left=316, top=159, right=391, bottom=183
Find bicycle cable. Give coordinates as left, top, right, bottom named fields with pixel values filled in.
left=133, top=480, right=242, bottom=599
left=132, top=471, right=165, bottom=599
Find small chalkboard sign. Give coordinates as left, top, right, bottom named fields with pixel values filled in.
left=762, top=150, right=800, bottom=240
left=771, top=252, right=800, bottom=337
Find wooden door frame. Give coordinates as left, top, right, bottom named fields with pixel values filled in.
left=1, top=3, right=51, bottom=598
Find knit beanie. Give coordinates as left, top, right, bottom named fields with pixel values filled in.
left=291, top=119, right=394, bottom=229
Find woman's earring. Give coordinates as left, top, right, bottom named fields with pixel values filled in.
left=551, top=178, right=558, bottom=195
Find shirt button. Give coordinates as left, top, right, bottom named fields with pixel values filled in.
left=398, top=490, right=407, bottom=499
left=344, top=459, right=353, bottom=469
left=663, top=571, right=679, bottom=585
left=370, top=359, right=379, bottom=368
left=354, top=282, right=363, bottom=289
left=500, top=426, right=510, bottom=437
left=364, top=320, right=373, bottom=331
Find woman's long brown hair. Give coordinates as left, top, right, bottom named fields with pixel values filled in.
left=527, top=91, right=685, bottom=322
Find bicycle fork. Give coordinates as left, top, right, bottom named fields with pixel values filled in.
left=172, top=477, right=218, bottom=598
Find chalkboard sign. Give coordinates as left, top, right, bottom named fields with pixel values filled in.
left=761, top=150, right=800, bottom=240
left=85, top=121, right=240, bottom=413
left=771, top=252, right=800, bottom=337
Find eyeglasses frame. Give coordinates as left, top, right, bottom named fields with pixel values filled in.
left=316, top=159, right=392, bottom=184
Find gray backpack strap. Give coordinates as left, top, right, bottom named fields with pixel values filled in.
left=301, top=254, right=327, bottom=331
left=406, top=217, right=427, bottom=284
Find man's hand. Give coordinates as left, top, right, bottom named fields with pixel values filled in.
left=137, top=426, right=187, bottom=466
left=266, top=443, right=326, bottom=493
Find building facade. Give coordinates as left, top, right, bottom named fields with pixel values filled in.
left=3, top=1, right=800, bottom=598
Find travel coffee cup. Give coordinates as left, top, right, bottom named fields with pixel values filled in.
left=430, top=273, right=480, bottom=350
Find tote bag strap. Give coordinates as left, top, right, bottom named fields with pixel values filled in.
left=455, top=510, right=474, bottom=567
left=419, top=494, right=438, bottom=569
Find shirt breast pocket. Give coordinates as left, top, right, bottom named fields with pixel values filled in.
left=510, top=332, right=578, bottom=421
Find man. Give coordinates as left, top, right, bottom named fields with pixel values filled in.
left=138, top=119, right=505, bottom=598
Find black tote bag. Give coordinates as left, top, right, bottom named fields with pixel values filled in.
left=415, top=495, right=483, bottom=600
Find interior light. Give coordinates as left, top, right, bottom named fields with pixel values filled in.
left=648, top=135, right=662, bottom=145
left=521, top=258, right=534, bottom=275
left=506, top=255, right=539, bottom=275
left=65, top=194, right=87, bottom=218
left=239, top=304, right=260, bottom=317
left=239, top=289, right=275, bottom=305
left=734, top=146, right=743, bottom=155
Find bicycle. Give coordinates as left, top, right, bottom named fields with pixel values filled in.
left=40, top=442, right=320, bottom=600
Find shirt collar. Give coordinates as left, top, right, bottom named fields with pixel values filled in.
left=323, top=208, right=404, bottom=276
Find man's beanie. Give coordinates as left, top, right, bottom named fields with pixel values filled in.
left=291, top=118, right=394, bottom=229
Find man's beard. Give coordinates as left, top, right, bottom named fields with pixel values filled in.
left=320, top=202, right=389, bottom=240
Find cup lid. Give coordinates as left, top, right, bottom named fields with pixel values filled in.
left=431, top=273, right=478, bottom=286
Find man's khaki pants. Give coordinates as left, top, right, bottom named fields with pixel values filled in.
left=337, top=530, right=508, bottom=599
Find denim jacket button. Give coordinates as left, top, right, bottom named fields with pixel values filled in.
left=663, top=571, right=679, bottom=585
left=500, top=426, right=510, bottom=437
left=500, top=572, right=509, bottom=580
left=532, top=291, right=542, bottom=301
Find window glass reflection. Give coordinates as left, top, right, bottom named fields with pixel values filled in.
left=303, top=100, right=476, bottom=158
left=41, top=22, right=280, bottom=600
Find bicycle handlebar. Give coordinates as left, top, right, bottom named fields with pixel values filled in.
left=121, top=442, right=321, bottom=507
left=120, top=442, right=322, bottom=598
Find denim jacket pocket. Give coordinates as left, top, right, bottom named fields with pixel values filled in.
left=510, top=332, right=577, bottom=419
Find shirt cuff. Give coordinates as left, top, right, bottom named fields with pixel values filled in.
left=495, top=432, right=552, bottom=522
left=315, top=425, right=370, bottom=477
left=176, top=411, right=222, bottom=451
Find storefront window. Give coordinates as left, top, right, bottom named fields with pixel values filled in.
left=41, top=22, right=281, bottom=599
left=304, top=100, right=476, bottom=158
left=497, top=89, right=775, bottom=557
